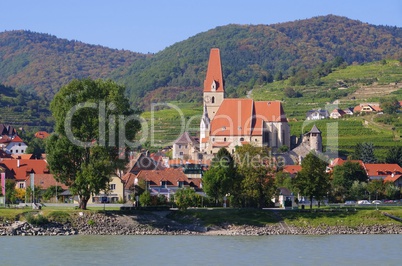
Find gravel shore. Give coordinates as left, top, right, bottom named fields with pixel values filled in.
left=1, top=211, right=402, bottom=236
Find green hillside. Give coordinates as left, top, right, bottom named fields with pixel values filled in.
left=1, top=15, right=402, bottom=107
left=0, top=30, right=144, bottom=97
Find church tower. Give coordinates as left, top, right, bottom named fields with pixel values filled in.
left=203, top=48, right=225, bottom=120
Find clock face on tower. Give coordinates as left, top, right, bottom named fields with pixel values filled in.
left=204, top=96, right=211, bottom=103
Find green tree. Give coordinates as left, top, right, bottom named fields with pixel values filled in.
left=332, top=161, right=368, bottom=201
left=25, top=137, right=46, bottom=159
left=46, top=78, right=141, bottom=209
left=139, top=191, right=151, bottom=207
left=235, top=144, right=276, bottom=208
left=294, top=151, right=329, bottom=209
left=202, top=148, right=238, bottom=205
left=380, top=97, right=400, bottom=115
left=174, top=188, right=198, bottom=210
left=353, top=142, right=377, bottom=163
left=385, top=146, right=402, bottom=166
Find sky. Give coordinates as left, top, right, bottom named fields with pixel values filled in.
left=1, top=0, right=402, bottom=54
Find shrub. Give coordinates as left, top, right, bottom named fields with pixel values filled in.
left=47, top=211, right=71, bottom=223
left=25, top=213, right=49, bottom=225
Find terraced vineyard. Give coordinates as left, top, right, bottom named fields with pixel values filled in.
left=139, top=102, right=202, bottom=147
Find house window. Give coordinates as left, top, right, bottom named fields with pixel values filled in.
left=224, top=137, right=226, bottom=141
left=19, top=183, right=24, bottom=188
left=179, top=145, right=182, bottom=149
left=178, top=181, right=184, bottom=188
left=16, top=150, right=18, bottom=153
left=21, top=150, right=24, bottom=153
left=109, top=184, right=116, bottom=190
left=240, top=137, right=244, bottom=141
left=18, top=143, right=21, bottom=146
left=161, top=181, right=167, bottom=188
left=179, top=152, right=183, bottom=156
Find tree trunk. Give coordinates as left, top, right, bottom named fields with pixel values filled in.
left=79, top=195, right=90, bottom=209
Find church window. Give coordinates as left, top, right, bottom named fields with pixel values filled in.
left=240, top=137, right=244, bottom=141
left=211, top=96, right=215, bottom=103
left=211, top=80, right=216, bottom=91
left=224, top=137, right=226, bottom=141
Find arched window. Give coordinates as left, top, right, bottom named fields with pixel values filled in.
left=211, top=96, right=215, bottom=103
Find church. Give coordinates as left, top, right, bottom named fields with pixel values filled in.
left=199, top=48, right=291, bottom=156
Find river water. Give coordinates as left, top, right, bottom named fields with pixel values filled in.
left=0, top=234, right=400, bottom=265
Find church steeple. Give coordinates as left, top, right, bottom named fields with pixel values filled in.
left=204, top=48, right=224, bottom=93
left=203, top=48, right=225, bottom=120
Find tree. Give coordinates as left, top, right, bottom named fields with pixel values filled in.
left=331, top=161, right=368, bottom=201
left=294, top=151, right=329, bottom=209
left=25, top=138, right=46, bottom=159
left=46, top=78, right=141, bottom=209
left=235, top=144, right=276, bottom=208
left=174, top=188, right=198, bottom=210
left=385, top=146, right=402, bottom=166
left=353, top=142, right=377, bottom=163
left=380, top=97, right=400, bottom=115
left=202, top=148, right=238, bottom=205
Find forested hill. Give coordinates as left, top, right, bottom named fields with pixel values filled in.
left=0, top=30, right=144, bottom=98
left=1, top=15, right=402, bottom=106
left=115, top=15, right=402, bottom=106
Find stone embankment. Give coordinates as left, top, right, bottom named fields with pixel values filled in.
left=1, top=212, right=402, bottom=236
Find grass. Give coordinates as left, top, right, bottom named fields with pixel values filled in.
left=167, top=207, right=402, bottom=228
left=2, top=206, right=402, bottom=229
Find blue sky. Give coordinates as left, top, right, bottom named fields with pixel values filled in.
left=1, top=0, right=401, bottom=53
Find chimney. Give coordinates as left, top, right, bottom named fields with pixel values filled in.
left=17, top=159, right=20, bottom=168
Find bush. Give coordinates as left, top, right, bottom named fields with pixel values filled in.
left=47, top=211, right=71, bottom=223
left=25, top=213, right=49, bottom=225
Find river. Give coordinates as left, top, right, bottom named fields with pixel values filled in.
left=0, top=234, right=400, bottom=265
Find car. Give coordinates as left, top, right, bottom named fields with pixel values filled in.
left=357, top=200, right=371, bottom=205
left=372, top=200, right=382, bottom=204
left=344, top=200, right=356, bottom=205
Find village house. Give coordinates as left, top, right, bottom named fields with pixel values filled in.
left=0, top=135, right=28, bottom=156
left=199, top=48, right=290, bottom=157
left=133, top=168, right=203, bottom=199
left=363, top=163, right=402, bottom=180
left=353, top=103, right=382, bottom=113
left=329, top=108, right=346, bottom=119
left=172, top=132, right=199, bottom=160
left=0, top=158, right=51, bottom=190
left=384, top=174, right=402, bottom=188
left=306, top=109, right=329, bottom=120
left=90, top=174, right=125, bottom=203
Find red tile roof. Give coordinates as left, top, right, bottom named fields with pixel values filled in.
left=210, top=99, right=253, bottom=136
left=210, top=99, right=287, bottom=137
left=34, top=131, right=50, bottom=139
left=25, top=174, right=68, bottom=190
left=136, top=168, right=199, bottom=188
left=364, top=163, right=402, bottom=177
left=283, top=165, right=302, bottom=175
left=1, top=159, right=50, bottom=181
left=204, top=48, right=224, bottom=93
left=384, top=174, right=402, bottom=183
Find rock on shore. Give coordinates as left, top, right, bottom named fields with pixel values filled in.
left=1, top=211, right=402, bottom=236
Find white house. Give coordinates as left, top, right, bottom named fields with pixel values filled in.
left=306, top=109, right=329, bottom=120
left=1, top=135, right=28, bottom=155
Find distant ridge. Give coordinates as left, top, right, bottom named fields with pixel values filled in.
left=1, top=15, right=402, bottom=105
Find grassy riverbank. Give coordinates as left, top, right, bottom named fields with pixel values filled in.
left=1, top=206, right=402, bottom=229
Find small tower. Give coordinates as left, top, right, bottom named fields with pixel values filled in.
left=303, top=124, right=322, bottom=152
left=203, top=48, right=225, bottom=120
